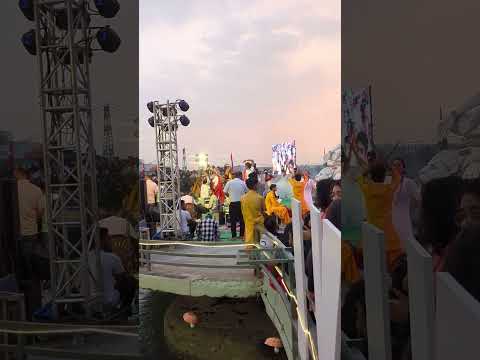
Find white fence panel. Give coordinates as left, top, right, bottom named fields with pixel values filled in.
left=362, top=222, right=392, bottom=360
left=435, top=272, right=480, bottom=360
left=404, top=235, right=434, bottom=360
left=320, top=219, right=341, bottom=360
left=291, top=199, right=309, bottom=360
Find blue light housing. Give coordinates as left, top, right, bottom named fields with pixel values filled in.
left=96, top=26, right=121, bottom=53
left=94, top=0, right=120, bottom=18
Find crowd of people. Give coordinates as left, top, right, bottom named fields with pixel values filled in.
left=0, top=165, right=137, bottom=321
left=143, top=160, right=332, bottom=247
left=340, top=134, right=480, bottom=360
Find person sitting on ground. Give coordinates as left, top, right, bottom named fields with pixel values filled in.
left=265, top=183, right=291, bottom=224
left=179, top=200, right=194, bottom=240
left=89, top=228, right=135, bottom=311
left=241, top=176, right=265, bottom=244
left=196, top=213, right=220, bottom=242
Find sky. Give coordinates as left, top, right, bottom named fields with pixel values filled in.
left=342, top=0, right=480, bottom=145
left=139, top=0, right=340, bottom=167
left=2, top=1, right=138, bottom=159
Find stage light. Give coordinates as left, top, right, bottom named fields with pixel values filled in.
left=55, top=7, right=91, bottom=31
left=148, top=116, right=154, bottom=128
left=94, top=0, right=120, bottom=18
left=19, top=0, right=34, bottom=21
left=179, top=115, right=190, bottom=127
left=96, top=26, right=121, bottom=53
left=178, top=100, right=189, bottom=112
left=147, top=102, right=154, bottom=113
left=21, top=29, right=36, bottom=55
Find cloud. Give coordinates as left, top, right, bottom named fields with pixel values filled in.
left=140, top=0, right=340, bottom=165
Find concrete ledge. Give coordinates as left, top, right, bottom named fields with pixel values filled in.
left=139, top=273, right=261, bottom=298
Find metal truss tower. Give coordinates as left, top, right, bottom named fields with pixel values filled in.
left=103, top=104, right=114, bottom=159
left=33, top=0, right=102, bottom=315
left=182, top=147, right=187, bottom=171
left=153, top=101, right=181, bottom=238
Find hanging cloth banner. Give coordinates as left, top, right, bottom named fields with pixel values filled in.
left=342, top=87, right=374, bottom=164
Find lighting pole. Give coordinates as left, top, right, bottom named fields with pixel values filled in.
left=146, top=99, right=190, bottom=238
left=19, top=0, right=122, bottom=318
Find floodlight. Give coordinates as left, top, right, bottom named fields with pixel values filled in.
left=179, top=115, right=190, bottom=127
left=19, top=0, right=34, bottom=21
left=21, top=29, right=36, bottom=55
left=94, top=0, right=120, bottom=18
left=148, top=116, right=154, bottom=127
left=147, top=101, right=154, bottom=113
left=178, top=100, right=189, bottom=112
left=96, top=26, right=121, bottom=53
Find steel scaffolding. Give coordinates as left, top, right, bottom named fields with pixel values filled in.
left=103, top=104, right=114, bottom=159
left=33, top=0, right=102, bottom=315
left=153, top=101, right=181, bottom=238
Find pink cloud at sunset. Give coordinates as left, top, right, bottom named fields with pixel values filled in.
left=139, top=0, right=340, bottom=166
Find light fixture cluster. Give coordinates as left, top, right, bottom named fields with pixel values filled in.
left=146, top=100, right=191, bottom=129
left=19, top=0, right=121, bottom=57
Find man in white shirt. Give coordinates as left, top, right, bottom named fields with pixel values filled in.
left=223, top=172, right=248, bottom=238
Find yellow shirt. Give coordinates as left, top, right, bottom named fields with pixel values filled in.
left=356, top=174, right=401, bottom=251
left=288, top=178, right=308, bottom=213
left=241, top=190, right=265, bottom=243
left=17, top=179, right=44, bottom=236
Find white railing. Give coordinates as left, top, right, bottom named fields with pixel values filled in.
left=435, top=272, right=480, bottom=360
left=403, top=234, right=434, bottom=360
left=362, top=223, right=392, bottom=360
left=291, top=199, right=341, bottom=360
left=362, top=223, right=480, bottom=360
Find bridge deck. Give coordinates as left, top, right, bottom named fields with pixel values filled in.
left=139, top=243, right=261, bottom=298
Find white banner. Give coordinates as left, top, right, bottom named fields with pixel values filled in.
left=342, top=87, right=373, bottom=163
left=272, top=142, right=296, bottom=175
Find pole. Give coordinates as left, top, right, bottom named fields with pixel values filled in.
left=369, top=85, right=374, bottom=148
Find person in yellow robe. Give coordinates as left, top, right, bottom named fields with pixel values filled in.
left=241, top=177, right=265, bottom=244
left=265, top=184, right=291, bottom=224
left=288, top=173, right=309, bottom=215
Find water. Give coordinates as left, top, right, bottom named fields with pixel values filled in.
left=139, top=290, right=289, bottom=360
